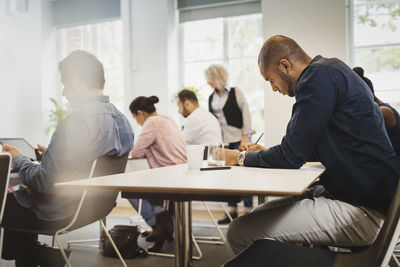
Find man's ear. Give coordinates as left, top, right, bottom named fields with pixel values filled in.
left=279, top=59, right=291, bottom=74
left=184, top=100, right=190, bottom=108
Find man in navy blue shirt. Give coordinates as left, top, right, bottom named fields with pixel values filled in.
left=1, top=51, right=134, bottom=266
left=225, top=35, right=400, bottom=254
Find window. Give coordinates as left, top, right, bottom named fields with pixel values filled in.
left=57, top=20, right=124, bottom=110
left=181, top=14, right=264, bottom=133
left=350, top=0, right=400, bottom=105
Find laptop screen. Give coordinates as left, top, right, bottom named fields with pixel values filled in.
left=0, top=138, right=37, bottom=160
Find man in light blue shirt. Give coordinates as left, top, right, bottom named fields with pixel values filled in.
left=1, top=50, right=134, bottom=266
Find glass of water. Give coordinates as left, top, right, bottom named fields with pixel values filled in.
left=207, top=143, right=226, bottom=166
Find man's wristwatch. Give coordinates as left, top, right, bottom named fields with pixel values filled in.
left=238, top=151, right=247, bottom=166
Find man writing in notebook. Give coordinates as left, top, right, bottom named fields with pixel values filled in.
left=225, top=35, right=400, bottom=254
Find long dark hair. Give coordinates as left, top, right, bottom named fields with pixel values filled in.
left=129, top=96, right=159, bottom=115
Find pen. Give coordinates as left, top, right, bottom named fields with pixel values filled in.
left=238, top=133, right=264, bottom=152
left=255, top=133, right=264, bottom=144
left=200, top=166, right=231, bottom=171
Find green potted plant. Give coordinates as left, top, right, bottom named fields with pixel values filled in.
left=45, top=97, right=71, bottom=135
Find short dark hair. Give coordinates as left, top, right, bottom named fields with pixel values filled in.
left=353, top=67, right=364, bottom=76
left=58, top=50, right=105, bottom=89
left=178, top=89, right=198, bottom=104
left=129, top=96, right=159, bottom=115
left=258, top=35, right=309, bottom=70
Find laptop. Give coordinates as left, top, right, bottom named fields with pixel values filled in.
left=0, top=138, right=38, bottom=161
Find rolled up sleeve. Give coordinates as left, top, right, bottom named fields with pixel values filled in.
left=130, top=121, right=156, bottom=159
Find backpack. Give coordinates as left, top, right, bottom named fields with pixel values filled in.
left=102, top=225, right=147, bottom=259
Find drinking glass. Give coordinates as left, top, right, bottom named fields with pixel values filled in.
left=207, top=143, right=226, bottom=166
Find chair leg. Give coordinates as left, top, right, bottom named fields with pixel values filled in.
left=67, top=219, right=105, bottom=250
left=194, top=202, right=225, bottom=245
left=0, top=228, right=4, bottom=260
left=99, top=218, right=106, bottom=250
left=221, top=204, right=233, bottom=222
left=192, top=233, right=203, bottom=260
left=100, top=220, right=127, bottom=267
left=149, top=235, right=204, bottom=260
left=163, top=200, right=170, bottom=210
left=134, top=200, right=202, bottom=260
left=148, top=233, right=203, bottom=260
left=138, top=199, right=142, bottom=215
left=67, top=239, right=100, bottom=250
left=392, top=253, right=400, bottom=267
left=53, top=232, right=72, bottom=267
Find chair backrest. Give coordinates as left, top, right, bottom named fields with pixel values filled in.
left=334, top=179, right=400, bottom=267
left=0, top=153, right=11, bottom=225
left=90, top=155, right=129, bottom=178
left=70, top=154, right=129, bottom=230
left=365, top=179, right=400, bottom=266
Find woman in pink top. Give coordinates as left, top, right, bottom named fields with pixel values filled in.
left=128, top=95, right=187, bottom=252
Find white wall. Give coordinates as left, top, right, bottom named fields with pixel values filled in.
left=0, top=0, right=178, bottom=145
left=125, top=0, right=179, bottom=134
left=41, top=0, right=59, bottom=143
left=261, top=0, right=347, bottom=147
left=0, top=0, right=347, bottom=149
left=0, top=0, right=55, bottom=145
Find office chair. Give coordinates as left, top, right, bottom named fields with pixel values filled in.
left=0, top=153, right=12, bottom=261
left=223, top=180, right=400, bottom=267
left=7, top=154, right=129, bottom=267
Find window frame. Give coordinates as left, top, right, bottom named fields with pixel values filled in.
left=55, top=19, right=125, bottom=111
left=347, top=0, right=400, bottom=102
left=178, top=13, right=265, bottom=134
left=179, top=13, right=262, bottom=91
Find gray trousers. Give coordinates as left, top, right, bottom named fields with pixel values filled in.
left=227, top=186, right=385, bottom=254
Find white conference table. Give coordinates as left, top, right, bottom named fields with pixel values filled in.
left=57, top=163, right=325, bottom=267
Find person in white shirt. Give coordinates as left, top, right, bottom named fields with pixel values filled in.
left=177, top=89, right=222, bottom=145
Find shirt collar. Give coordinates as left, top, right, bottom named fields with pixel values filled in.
left=192, top=106, right=201, bottom=114
left=71, top=95, right=110, bottom=108
left=213, top=87, right=230, bottom=96
left=296, top=55, right=322, bottom=86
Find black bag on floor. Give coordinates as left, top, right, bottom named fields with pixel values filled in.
left=102, top=225, right=147, bottom=259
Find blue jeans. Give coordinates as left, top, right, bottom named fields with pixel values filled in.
left=128, top=199, right=164, bottom=227
left=227, top=141, right=253, bottom=208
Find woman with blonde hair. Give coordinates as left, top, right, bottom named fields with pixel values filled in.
left=204, top=64, right=254, bottom=224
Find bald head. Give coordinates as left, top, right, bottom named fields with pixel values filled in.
left=258, top=35, right=310, bottom=71
left=257, top=35, right=312, bottom=97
